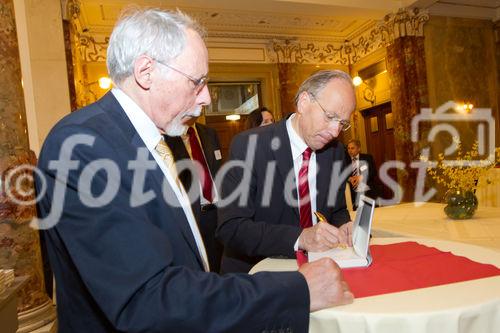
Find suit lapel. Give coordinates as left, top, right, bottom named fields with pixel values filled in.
left=102, top=93, right=205, bottom=270
left=272, top=121, right=300, bottom=220
left=195, top=124, right=217, bottom=176
left=315, top=143, right=335, bottom=212
left=164, top=135, right=193, bottom=189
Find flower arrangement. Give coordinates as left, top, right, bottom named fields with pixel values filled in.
left=426, top=141, right=500, bottom=193
left=423, top=140, right=500, bottom=219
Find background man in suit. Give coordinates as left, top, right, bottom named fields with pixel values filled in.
left=35, top=9, right=353, bottom=332
left=347, top=139, right=379, bottom=208
left=217, top=70, right=356, bottom=274
left=164, top=118, right=224, bottom=272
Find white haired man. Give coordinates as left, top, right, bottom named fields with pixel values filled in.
left=35, top=8, right=353, bottom=333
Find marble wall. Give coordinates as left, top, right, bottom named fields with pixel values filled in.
left=0, top=0, right=55, bottom=329
left=0, top=0, right=29, bottom=152
left=425, top=16, right=499, bottom=149
left=386, top=36, right=429, bottom=202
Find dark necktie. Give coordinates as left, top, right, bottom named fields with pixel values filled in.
left=351, top=157, right=359, bottom=190
left=296, top=147, right=313, bottom=266
left=187, top=127, right=213, bottom=202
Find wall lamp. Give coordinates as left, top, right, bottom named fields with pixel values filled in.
left=454, top=102, right=474, bottom=114
left=352, top=75, right=376, bottom=105
left=225, top=114, right=241, bottom=121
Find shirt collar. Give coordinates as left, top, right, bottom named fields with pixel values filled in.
left=286, top=113, right=310, bottom=160
left=111, top=88, right=162, bottom=150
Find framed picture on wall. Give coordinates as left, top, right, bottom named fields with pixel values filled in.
left=206, top=82, right=261, bottom=115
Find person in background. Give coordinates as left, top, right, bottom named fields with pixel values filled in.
left=164, top=117, right=224, bottom=272
left=35, top=9, right=353, bottom=333
left=260, top=107, right=275, bottom=126
left=217, top=70, right=356, bottom=274
left=245, top=106, right=274, bottom=129
left=346, top=139, right=379, bottom=208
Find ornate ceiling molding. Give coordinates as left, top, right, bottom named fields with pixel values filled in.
left=269, top=8, right=429, bottom=65
left=73, top=7, right=428, bottom=65
left=380, top=8, right=429, bottom=42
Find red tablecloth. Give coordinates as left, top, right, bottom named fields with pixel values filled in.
left=342, top=241, right=500, bottom=298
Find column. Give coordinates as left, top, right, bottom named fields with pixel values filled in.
left=0, top=0, right=55, bottom=332
left=383, top=8, right=430, bottom=202
left=277, top=62, right=300, bottom=117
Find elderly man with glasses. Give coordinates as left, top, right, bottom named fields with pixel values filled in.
left=35, top=9, right=353, bottom=333
left=218, top=70, right=356, bottom=274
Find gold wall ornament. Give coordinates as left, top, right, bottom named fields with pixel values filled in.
left=61, top=0, right=81, bottom=21
left=64, top=7, right=429, bottom=66
left=79, top=34, right=109, bottom=62
left=270, top=39, right=351, bottom=65
left=380, top=8, right=430, bottom=44
left=268, top=8, right=429, bottom=66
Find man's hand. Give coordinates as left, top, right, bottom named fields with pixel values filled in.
left=298, top=222, right=348, bottom=252
left=299, top=258, right=354, bottom=311
left=339, top=221, right=353, bottom=247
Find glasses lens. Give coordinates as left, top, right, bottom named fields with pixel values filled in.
left=194, top=77, right=208, bottom=94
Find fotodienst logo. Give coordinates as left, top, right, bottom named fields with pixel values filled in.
left=411, top=101, right=496, bottom=166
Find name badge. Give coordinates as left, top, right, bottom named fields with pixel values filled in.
left=360, top=164, right=368, bottom=172
left=214, top=150, right=222, bottom=160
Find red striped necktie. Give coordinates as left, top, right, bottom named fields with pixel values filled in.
left=187, top=127, right=213, bottom=203
left=296, top=147, right=313, bottom=266
left=298, top=147, right=313, bottom=228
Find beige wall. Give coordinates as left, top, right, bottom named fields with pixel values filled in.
left=425, top=16, right=499, bottom=149
left=14, top=0, right=71, bottom=156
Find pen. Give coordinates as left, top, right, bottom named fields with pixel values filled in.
left=314, top=211, right=348, bottom=249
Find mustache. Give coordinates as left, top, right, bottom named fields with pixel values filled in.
left=182, top=106, right=203, bottom=119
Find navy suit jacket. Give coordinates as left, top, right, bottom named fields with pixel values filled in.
left=217, top=119, right=351, bottom=273
left=35, top=92, right=309, bottom=332
left=164, top=123, right=222, bottom=204
left=347, top=153, right=379, bottom=201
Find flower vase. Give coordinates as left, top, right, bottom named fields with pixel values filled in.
left=444, top=190, right=478, bottom=220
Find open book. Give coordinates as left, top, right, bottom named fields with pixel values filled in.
left=308, top=195, right=375, bottom=268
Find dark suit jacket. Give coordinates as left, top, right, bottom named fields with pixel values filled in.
left=217, top=119, right=351, bottom=273
left=35, top=92, right=309, bottom=333
left=347, top=153, right=379, bottom=201
left=164, top=123, right=222, bottom=205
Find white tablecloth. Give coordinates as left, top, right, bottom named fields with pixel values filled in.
left=370, top=202, right=500, bottom=250
left=250, top=238, right=500, bottom=333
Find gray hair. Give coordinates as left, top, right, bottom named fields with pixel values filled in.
left=294, top=70, right=354, bottom=106
left=106, top=8, right=205, bottom=84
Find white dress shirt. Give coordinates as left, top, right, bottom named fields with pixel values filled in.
left=111, top=88, right=209, bottom=272
left=286, top=114, right=318, bottom=250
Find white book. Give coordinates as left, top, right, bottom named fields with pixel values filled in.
left=308, top=195, right=375, bottom=268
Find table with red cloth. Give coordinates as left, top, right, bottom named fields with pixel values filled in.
left=250, top=238, right=500, bottom=333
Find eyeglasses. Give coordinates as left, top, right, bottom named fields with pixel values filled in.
left=155, top=59, right=208, bottom=94
left=309, top=94, right=351, bottom=131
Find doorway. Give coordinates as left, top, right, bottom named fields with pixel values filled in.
left=362, top=102, right=396, bottom=200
